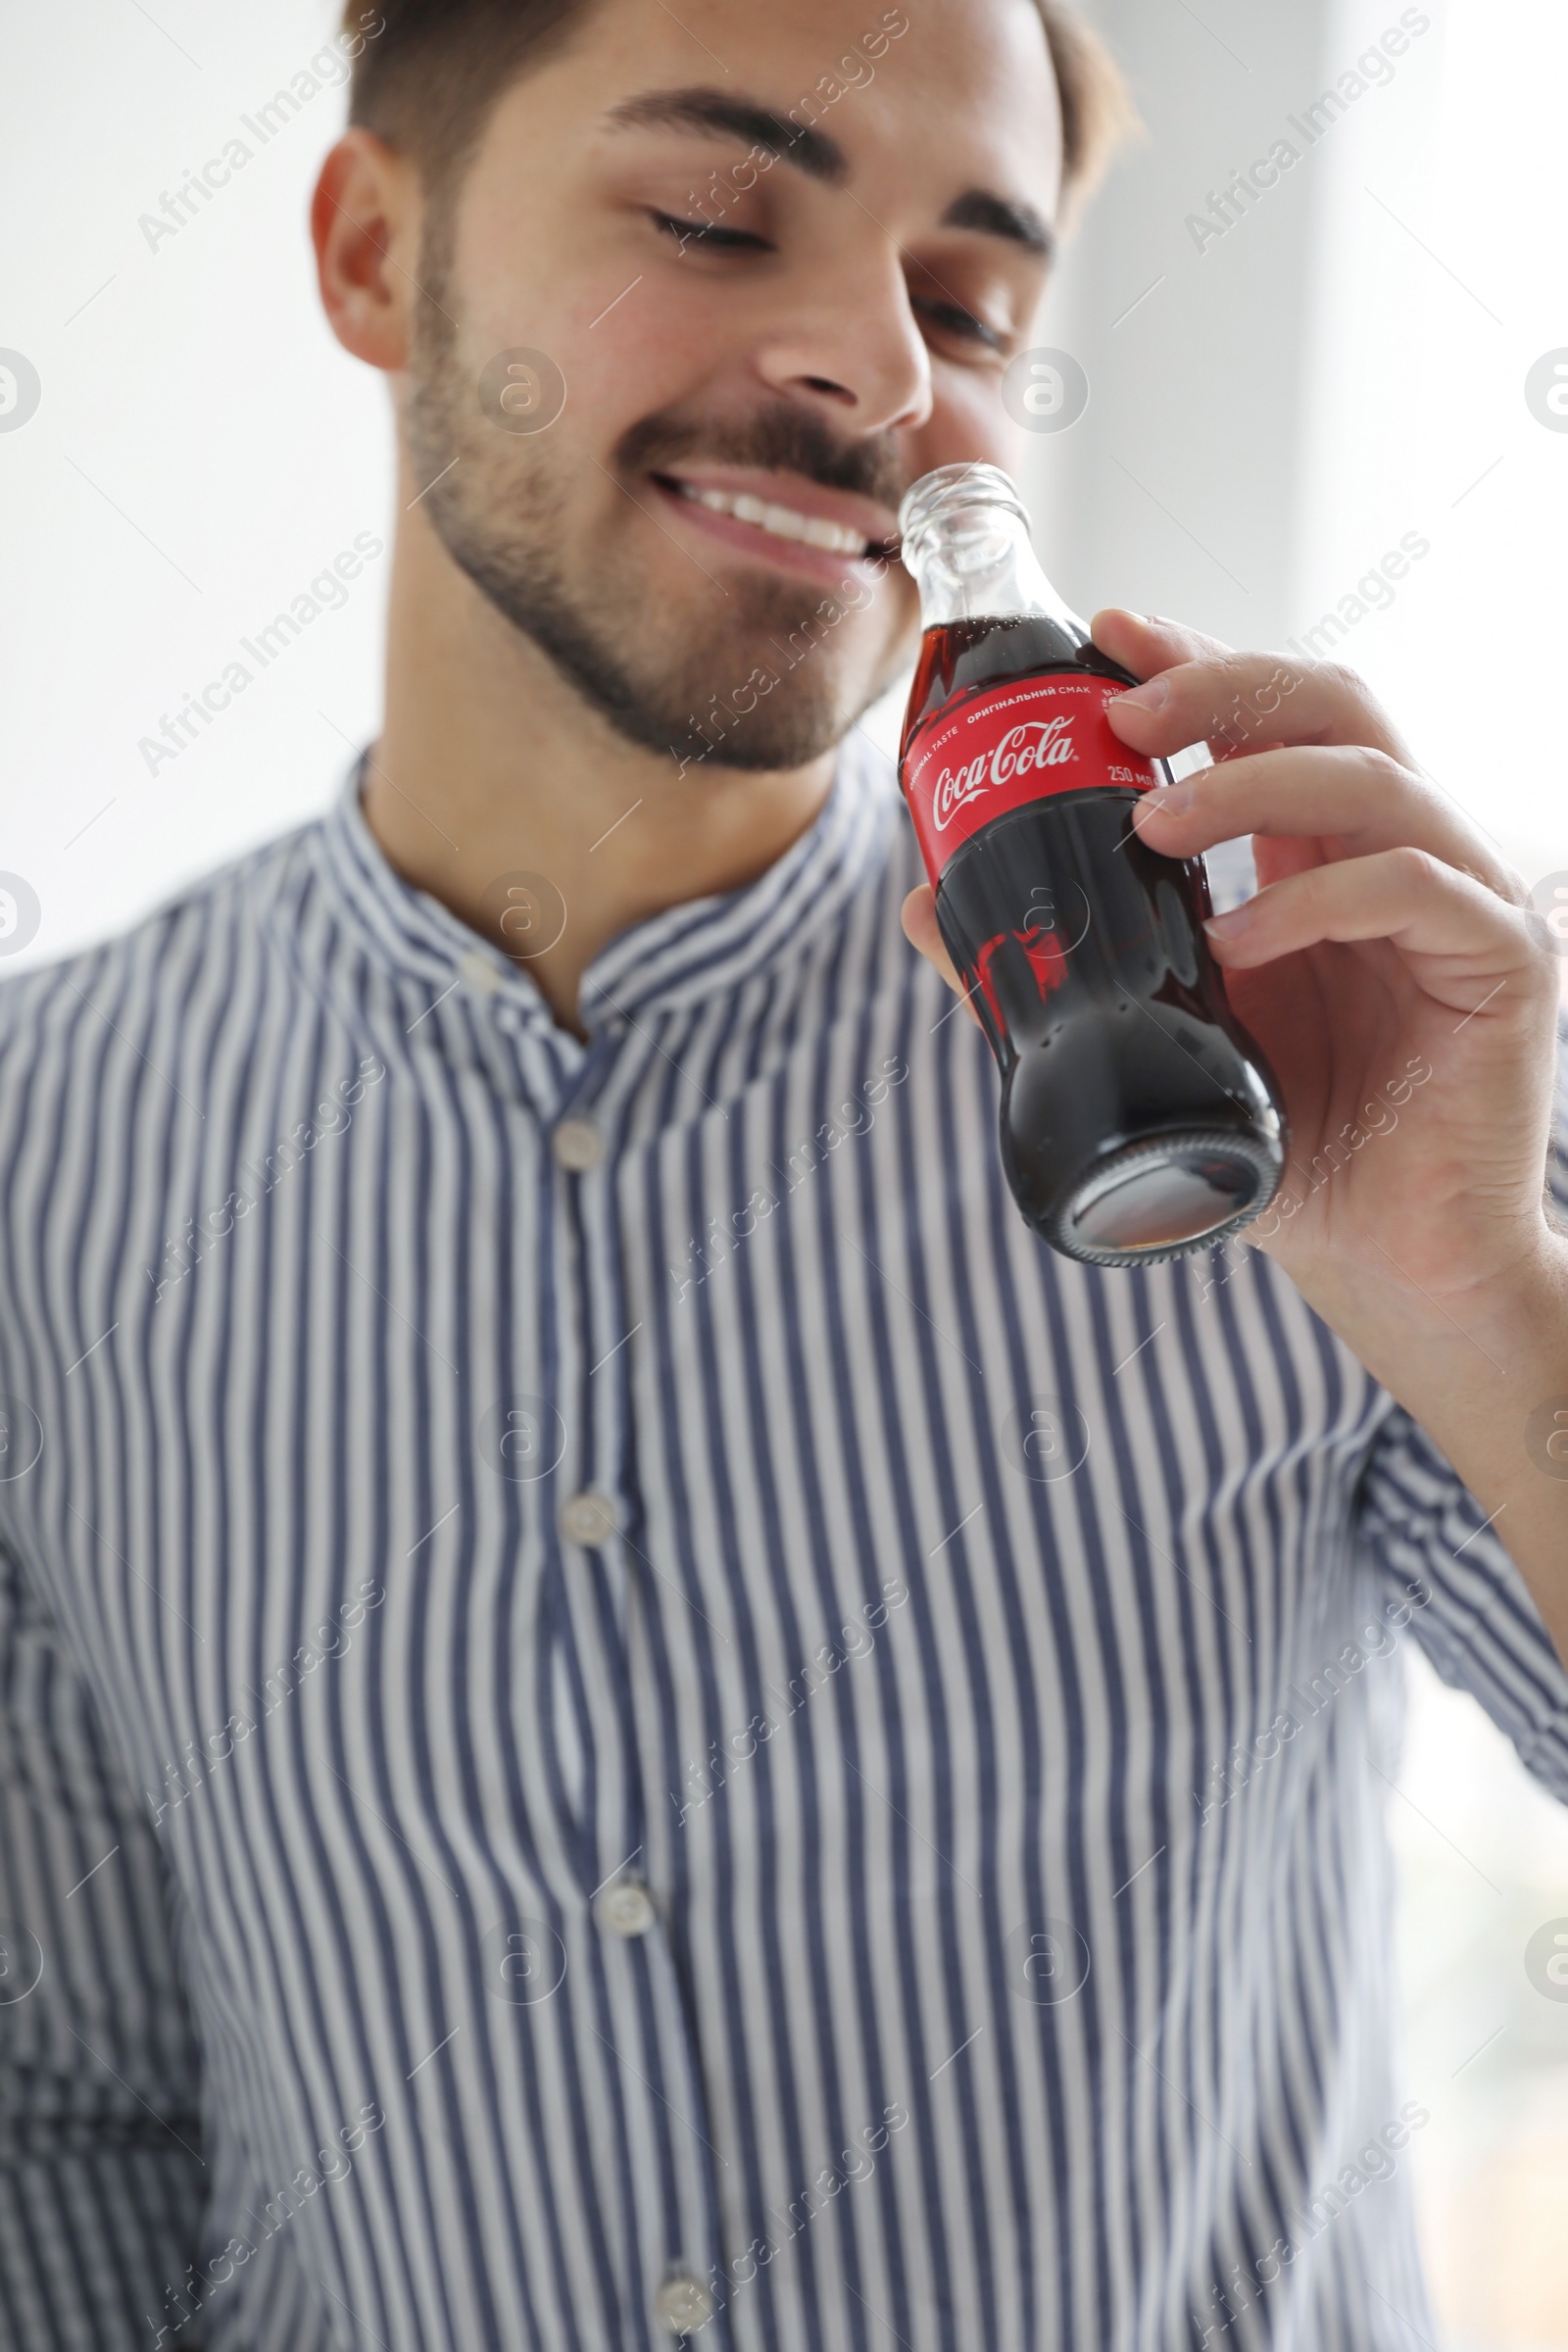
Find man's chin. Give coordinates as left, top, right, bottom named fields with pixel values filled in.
left=497, top=587, right=864, bottom=773
left=662, top=692, right=853, bottom=776
left=544, top=639, right=853, bottom=775
left=422, top=500, right=893, bottom=774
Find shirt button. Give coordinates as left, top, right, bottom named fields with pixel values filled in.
left=560, top=1489, right=618, bottom=1547
left=458, top=949, right=502, bottom=996
left=553, top=1117, right=605, bottom=1173
left=655, top=2276, right=713, bottom=2336
left=597, top=1881, right=657, bottom=1938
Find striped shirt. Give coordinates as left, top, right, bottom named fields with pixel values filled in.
left=1, top=734, right=1566, bottom=2352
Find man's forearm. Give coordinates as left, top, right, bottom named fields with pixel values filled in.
left=1296, top=1229, right=1568, bottom=1668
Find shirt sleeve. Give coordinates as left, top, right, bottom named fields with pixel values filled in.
left=1351, top=1005, right=1568, bottom=1802
left=0, top=1540, right=207, bottom=2348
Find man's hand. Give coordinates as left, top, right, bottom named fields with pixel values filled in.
left=902, top=607, right=1563, bottom=1315
left=902, top=605, right=1568, bottom=1662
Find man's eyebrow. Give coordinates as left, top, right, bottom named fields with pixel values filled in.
left=604, top=86, right=847, bottom=186
left=941, top=188, right=1056, bottom=264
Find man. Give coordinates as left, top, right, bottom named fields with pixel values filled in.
left=1, top=0, right=1565, bottom=2345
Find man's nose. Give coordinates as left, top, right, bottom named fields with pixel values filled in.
left=750, top=237, right=935, bottom=442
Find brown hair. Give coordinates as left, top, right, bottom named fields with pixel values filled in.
left=340, top=1, right=1136, bottom=225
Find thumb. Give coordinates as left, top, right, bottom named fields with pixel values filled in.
left=901, top=885, right=981, bottom=1027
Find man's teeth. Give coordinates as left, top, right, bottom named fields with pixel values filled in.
left=675, top=481, right=870, bottom=556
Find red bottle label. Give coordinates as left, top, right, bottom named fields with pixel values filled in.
left=901, top=669, right=1157, bottom=886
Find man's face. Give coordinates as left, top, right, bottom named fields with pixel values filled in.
left=403, top=0, right=1063, bottom=771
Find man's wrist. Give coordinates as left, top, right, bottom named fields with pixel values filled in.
left=1294, top=1217, right=1568, bottom=1664
left=1290, top=1218, right=1568, bottom=1403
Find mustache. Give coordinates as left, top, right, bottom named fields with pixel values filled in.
left=614, top=404, right=909, bottom=534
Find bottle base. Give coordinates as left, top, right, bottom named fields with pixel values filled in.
left=1041, top=1128, right=1283, bottom=1268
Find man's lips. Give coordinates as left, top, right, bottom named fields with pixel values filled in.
left=645, top=466, right=902, bottom=586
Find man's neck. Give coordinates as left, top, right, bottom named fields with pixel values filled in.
left=361, top=514, right=837, bottom=1043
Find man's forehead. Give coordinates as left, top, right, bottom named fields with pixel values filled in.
left=572, top=0, right=1064, bottom=223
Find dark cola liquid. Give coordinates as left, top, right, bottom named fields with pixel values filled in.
left=901, top=614, right=1289, bottom=1266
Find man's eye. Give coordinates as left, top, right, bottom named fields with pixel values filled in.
left=913, top=297, right=1005, bottom=355
left=648, top=209, right=772, bottom=253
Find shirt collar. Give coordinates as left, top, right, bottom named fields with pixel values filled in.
left=313, top=728, right=902, bottom=1035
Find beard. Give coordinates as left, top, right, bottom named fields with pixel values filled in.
left=403, top=247, right=915, bottom=772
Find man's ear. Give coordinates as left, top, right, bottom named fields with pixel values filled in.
left=311, top=128, right=421, bottom=374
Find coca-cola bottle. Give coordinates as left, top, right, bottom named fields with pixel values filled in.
left=897, top=463, right=1289, bottom=1266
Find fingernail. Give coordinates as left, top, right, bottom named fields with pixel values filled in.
left=1203, top=904, right=1253, bottom=942
left=1113, top=677, right=1169, bottom=712
left=1138, top=779, right=1193, bottom=816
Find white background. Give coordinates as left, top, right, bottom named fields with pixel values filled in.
left=2, top=1, right=394, bottom=958
left=3, top=2, right=1567, bottom=2341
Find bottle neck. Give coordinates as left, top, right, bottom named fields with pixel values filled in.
left=904, top=508, right=1085, bottom=635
